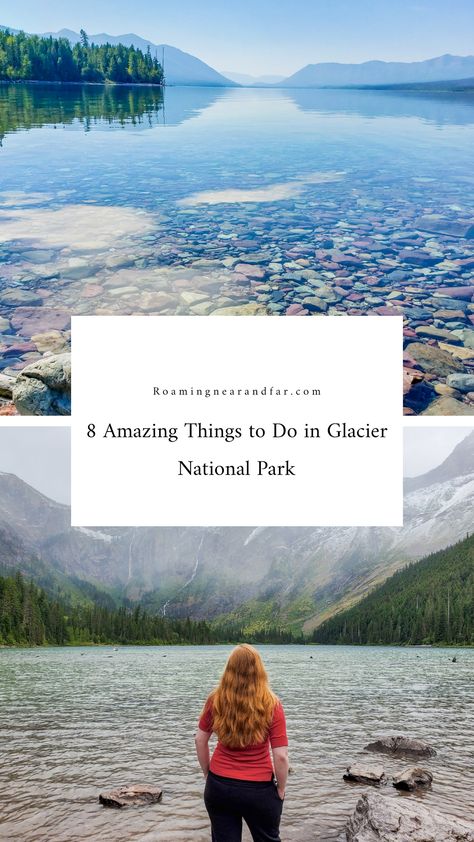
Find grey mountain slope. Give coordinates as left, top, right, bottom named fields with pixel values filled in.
left=0, top=25, right=236, bottom=86
left=404, top=430, right=474, bottom=493
left=280, top=54, right=474, bottom=87
left=0, top=433, right=472, bottom=626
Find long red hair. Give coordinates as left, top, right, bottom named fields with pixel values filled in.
left=206, top=644, right=277, bottom=749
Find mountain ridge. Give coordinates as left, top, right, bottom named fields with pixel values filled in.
left=0, top=433, right=472, bottom=632
left=280, top=53, right=474, bottom=88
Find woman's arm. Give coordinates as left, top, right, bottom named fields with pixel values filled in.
left=195, top=727, right=212, bottom=777
left=272, top=746, right=289, bottom=799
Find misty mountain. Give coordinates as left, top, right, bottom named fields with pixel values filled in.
left=404, top=432, right=474, bottom=494
left=0, top=433, right=473, bottom=631
left=0, top=25, right=236, bottom=86
left=222, top=71, right=286, bottom=86
left=280, top=54, right=474, bottom=88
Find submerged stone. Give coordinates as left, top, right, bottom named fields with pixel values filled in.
left=405, top=343, right=465, bottom=377
left=415, top=215, right=474, bottom=239
left=365, top=736, right=436, bottom=757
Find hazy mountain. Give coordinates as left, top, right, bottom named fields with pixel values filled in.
left=0, top=432, right=472, bottom=631
left=405, top=432, right=474, bottom=494
left=0, top=25, right=236, bottom=86
left=222, top=71, right=286, bottom=86
left=280, top=54, right=474, bottom=88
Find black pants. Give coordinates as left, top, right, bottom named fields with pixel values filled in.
left=204, top=771, right=283, bottom=842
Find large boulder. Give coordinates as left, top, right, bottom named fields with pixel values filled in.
left=365, top=736, right=436, bottom=758
left=12, top=353, right=71, bottom=416
left=345, top=793, right=474, bottom=841
left=392, top=767, right=433, bottom=791
left=344, top=764, right=386, bottom=786
left=99, top=784, right=163, bottom=808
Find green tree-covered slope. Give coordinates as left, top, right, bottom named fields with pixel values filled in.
left=0, top=571, right=299, bottom=646
left=313, top=534, right=474, bottom=646
left=0, top=29, right=163, bottom=84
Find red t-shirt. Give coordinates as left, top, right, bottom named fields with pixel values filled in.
left=198, top=698, right=288, bottom=781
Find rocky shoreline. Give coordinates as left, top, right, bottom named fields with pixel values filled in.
left=1, top=186, right=473, bottom=416
left=96, top=735, right=473, bottom=840
left=341, top=734, right=474, bottom=840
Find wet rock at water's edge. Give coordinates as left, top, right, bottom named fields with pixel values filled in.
left=392, top=767, right=433, bottom=791
left=345, top=793, right=474, bottom=842
left=12, top=353, right=71, bottom=416
left=99, top=784, right=163, bottom=808
left=365, top=735, right=436, bottom=758
left=343, top=764, right=386, bottom=786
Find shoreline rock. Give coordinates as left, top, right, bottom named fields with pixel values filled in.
left=345, top=793, right=474, bottom=841
left=365, top=736, right=436, bottom=758
left=99, top=784, right=163, bottom=808
left=344, top=764, right=386, bottom=786
left=392, top=767, right=433, bottom=791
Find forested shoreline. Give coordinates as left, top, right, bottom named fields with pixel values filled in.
left=2, top=534, right=473, bottom=648
left=0, top=571, right=298, bottom=647
left=0, top=29, right=163, bottom=84
left=313, top=535, right=474, bottom=646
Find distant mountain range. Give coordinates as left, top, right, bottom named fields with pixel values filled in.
left=2, top=25, right=474, bottom=88
left=222, top=71, right=286, bottom=86
left=280, top=53, right=474, bottom=88
left=0, top=432, right=472, bottom=633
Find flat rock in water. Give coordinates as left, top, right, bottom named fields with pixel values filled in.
left=344, top=764, right=386, bottom=786
left=434, top=286, right=474, bottom=300
left=415, top=215, right=474, bottom=239
left=99, top=784, right=163, bottom=808
left=405, top=343, right=464, bottom=377
left=398, top=249, right=442, bottom=267
left=345, top=793, right=474, bottom=841
left=392, top=767, right=433, bottom=791
left=365, top=736, right=436, bottom=757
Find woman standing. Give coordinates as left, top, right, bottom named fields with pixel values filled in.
left=195, top=644, right=289, bottom=842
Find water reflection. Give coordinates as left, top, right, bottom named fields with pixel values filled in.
left=287, top=87, right=474, bottom=126
left=0, top=83, right=227, bottom=143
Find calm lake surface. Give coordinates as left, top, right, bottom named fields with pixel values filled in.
left=0, top=84, right=474, bottom=414
left=0, top=645, right=473, bottom=841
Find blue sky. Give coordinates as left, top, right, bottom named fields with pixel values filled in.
left=3, top=0, right=474, bottom=76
